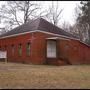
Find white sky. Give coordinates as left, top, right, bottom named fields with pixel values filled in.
left=39, top=1, right=80, bottom=26
left=0, top=1, right=80, bottom=27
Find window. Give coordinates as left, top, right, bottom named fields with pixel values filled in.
left=4, top=45, right=7, bottom=50
left=26, top=43, right=30, bottom=56
left=18, top=44, right=22, bottom=56
left=47, top=40, right=56, bottom=58
left=11, top=44, right=15, bottom=56
left=0, top=46, right=1, bottom=50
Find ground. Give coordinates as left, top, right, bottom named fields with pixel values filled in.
left=0, top=62, right=90, bottom=89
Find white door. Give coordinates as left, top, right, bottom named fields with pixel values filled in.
left=47, top=40, right=56, bottom=58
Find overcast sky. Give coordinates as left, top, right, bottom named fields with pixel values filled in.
left=0, top=1, right=80, bottom=27
left=39, top=1, right=80, bottom=26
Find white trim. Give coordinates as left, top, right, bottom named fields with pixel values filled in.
left=59, top=37, right=70, bottom=41
left=0, top=31, right=37, bottom=39
left=46, top=37, right=59, bottom=40
left=0, top=29, right=80, bottom=41
left=46, top=37, right=70, bottom=41
left=36, top=30, right=80, bottom=40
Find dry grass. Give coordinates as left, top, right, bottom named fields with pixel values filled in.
left=0, top=62, right=90, bottom=89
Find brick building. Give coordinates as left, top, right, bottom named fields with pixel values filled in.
left=0, top=18, right=90, bottom=65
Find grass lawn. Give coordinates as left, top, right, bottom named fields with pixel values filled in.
left=0, top=62, right=90, bottom=89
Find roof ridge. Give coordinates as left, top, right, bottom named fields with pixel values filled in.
left=0, top=18, right=39, bottom=37
left=0, top=17, right=79, bottom=39
left=38, top=18, right=78, bottom=38
left=39, top=18, right=73, bottom=33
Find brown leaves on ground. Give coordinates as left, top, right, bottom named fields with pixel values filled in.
left=0, top=62, right=90, bottom=89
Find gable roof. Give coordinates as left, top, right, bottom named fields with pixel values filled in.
left=0, top=18, right=79, bottom=39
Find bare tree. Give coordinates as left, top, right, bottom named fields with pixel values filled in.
left=61, top=21, right=72, bottom=32
left=73, top=4, right=81, bottom=21
left=72, top=3, right=90, bottom=43
left=0, top=1, right=41, bottom=31
left=45, top=1, right=63, bottom=26
left=0, top=1, right=64, bottom=34
left=71, top=22, right=89, bottom=43
left=0, top=28, right=7, bottom=35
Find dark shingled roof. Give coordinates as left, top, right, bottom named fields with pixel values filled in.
left=0, top=18, right=79, bottom=39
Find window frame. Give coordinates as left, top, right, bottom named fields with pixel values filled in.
left=26, top=42, right=31, bottom=56
left=11, top=44, right=15, bottom=56
left=18, top=44, right=22, bottom=56
left=46, top=40, right=57, bottom=58
left=0, top=46, right=1, bottom=50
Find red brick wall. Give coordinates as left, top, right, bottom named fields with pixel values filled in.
left=0, top=33, right=34, bottom=63
left=0, top=32, right=90, bottom=65
left=58, top=39, right=90, bottom=65
left=0, top=32, right=59, bottom=64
